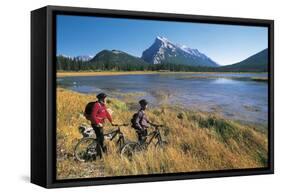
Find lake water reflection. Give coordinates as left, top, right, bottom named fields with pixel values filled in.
left=57, top=73, right=268, bottom=125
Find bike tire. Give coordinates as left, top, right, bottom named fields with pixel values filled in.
left=120, top=142, right=142, bottom=159
left=74, top=137, right=102, bottom=162
left=155, top=140, right=168, bottom=148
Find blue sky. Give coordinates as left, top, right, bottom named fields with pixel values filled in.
left=57, top=15, right=268, bottom=66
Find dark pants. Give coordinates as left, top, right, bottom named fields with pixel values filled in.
left=92, top=124, right=104, bottom=150
left=136, top=129, right=147, bottom=144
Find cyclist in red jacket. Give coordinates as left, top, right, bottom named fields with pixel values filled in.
left=90, top=93, right=113, bottom=152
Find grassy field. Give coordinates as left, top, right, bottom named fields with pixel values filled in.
left=56, top=88, right=268, bottom=180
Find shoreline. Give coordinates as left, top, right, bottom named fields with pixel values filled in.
left=56, top=87, right=268, bottom=128
left=57, top=71, right=267, bottom=77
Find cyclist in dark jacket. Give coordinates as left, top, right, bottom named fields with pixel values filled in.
left=132, top=99, right=151, bottom=144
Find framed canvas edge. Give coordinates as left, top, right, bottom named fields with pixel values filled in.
left=34, top=5, right=274, bottom=188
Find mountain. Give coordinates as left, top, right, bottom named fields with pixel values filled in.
left=57, top=54, right=73, bottom=59
left=219, top=48, right=268, bottom=72
left=57, top=55, right=93, bottom=61
left=90, top=49, right=148, bottom=66
left=74, top=55, right=93, bottom=62
left=141, top=36, right=219, bottom=67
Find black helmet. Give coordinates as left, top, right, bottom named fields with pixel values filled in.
left=139, top=99, right=148, bottom=106
left=96, top=93, right=107, bottom=100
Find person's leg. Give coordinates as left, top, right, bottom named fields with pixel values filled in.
left=92, top=125, right=105, bottom=151
left=142, top=129, right=147, bottom=143
left=136, top=130, right=147, bottom=145
left=136, top=131, right=142, bottom=143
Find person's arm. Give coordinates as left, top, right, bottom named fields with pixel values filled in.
left=105, top=107, right=113, bottom=124
left=140, top=113, right=150, bottom=128
left=147, top=119, right=153, bottom=125
left=91, top=103, right=100, bottom=125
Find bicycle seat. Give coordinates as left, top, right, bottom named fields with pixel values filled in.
left=104, top=133, right=114, bottom=140
left=104, top=129, right=120, bottom=140
left=79, top=125, right=95, bottom=137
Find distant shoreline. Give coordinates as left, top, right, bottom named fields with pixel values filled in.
left=57, top=71, right=159, bottom=77
left=57, top=71, right=267, bottom=77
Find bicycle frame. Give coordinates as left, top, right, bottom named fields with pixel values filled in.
left=143, top=126, right=163, bottom=147
left=75, top=124, right=128, bottom=162
left=104, top=128, right=125, bottom=151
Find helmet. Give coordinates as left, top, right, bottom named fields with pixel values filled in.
left=96, top=93, right=107, bottom=100
left=139, top=99, right=148, bottom=106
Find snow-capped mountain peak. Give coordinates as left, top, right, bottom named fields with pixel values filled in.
left=155, top=36, right=176, bottom=50
left=180, top=46, right=205, bottom=58
left=112, top=50, right=124, bottom=54
left=155, top=36, right=205, bottom=58
left=141, top=36, right=219, bottom=67
left=156, top=36, right=171, bottom=44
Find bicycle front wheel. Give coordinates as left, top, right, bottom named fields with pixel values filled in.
left=155, top=140, right=168, bottom=148
left=74, top=137, right=102, bottom=162
left=120, top=143, right=142, bottom=159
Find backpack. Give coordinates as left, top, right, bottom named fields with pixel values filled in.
left=131, top=111, right=143, bottom=129
left=84, top=101, right=97, bottom=120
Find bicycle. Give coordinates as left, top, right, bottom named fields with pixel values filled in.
left=120, top=123, right=168, bottom=159
left=74, top=123, right=128, bottom=162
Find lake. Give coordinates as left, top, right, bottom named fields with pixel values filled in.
left=57, top=72, right=268, bottom=125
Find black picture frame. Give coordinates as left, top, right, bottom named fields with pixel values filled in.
left=31, top=5, right=274, bottom=188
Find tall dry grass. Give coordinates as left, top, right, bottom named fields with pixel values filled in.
left=56, top=88, right=268, bottom=179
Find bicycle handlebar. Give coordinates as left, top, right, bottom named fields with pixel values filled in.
left=112, top=123, right=129, bottom=127
left=150, top=123, right=164, bottom=128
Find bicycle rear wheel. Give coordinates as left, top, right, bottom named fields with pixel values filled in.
left=120, top=143, right=142, bottom=159
left=74, top=137, right=102, bottom=162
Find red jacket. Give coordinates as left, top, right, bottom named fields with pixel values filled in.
left=91, top=102, right=112, bottom=125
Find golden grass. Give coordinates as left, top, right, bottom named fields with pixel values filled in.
left=56, top=88, right=268, bottom=180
